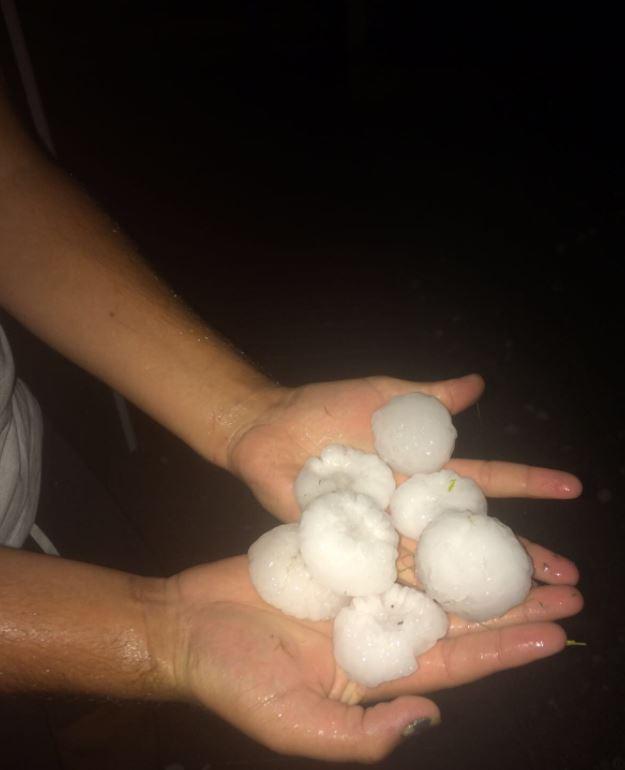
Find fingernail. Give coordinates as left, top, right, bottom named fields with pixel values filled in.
left=402, top=715, right=440, bottom=738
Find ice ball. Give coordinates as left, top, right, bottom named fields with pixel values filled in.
left=294, top=444, right=395, bottom=511
left=299, top=491, right=399, bottom=597
left=372, top=392, right=457, bottom=475
left=248, top=523, right=349, bottom=621
left=415, top=510, right=533, bottom=621
left=333, top=584, right=449, bottom=688
left=390, top=469, right=487, bottom=539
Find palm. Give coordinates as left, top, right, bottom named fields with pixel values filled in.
left=219, top=373, right=582, bottom=759
left=174, top=557, right=342, bottom=757
left=230, top=377, right=394, bottom=522
left=172, top=549, right=581, bottom=762
left=230, top=374, right=582, bottom=523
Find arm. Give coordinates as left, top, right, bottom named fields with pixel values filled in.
left=0, top=80, right=582, bottom=520
left=0, top=546, right=174, bottom=700
left=0, top=84, right=280, bottom=470
left=0, top=546, right=582, bottom=762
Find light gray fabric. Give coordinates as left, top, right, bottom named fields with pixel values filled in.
left=0, top=325, right=42, bottom=547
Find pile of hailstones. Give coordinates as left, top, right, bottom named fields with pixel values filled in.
left=248, top=393, right=533, bottom=688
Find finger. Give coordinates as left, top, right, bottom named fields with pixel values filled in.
left=399, top=534, right=417, bottom=555
left=370, top=622, right=566, bottom=699
left=446, top=458, right=582, bottom=500
left=447, top=585, right=584, bottom=636
left=396, top=542, right=419, bottom=587
left=371, top=373, right=485, bottom=416
left=421, top=621, right=566, bottom=691
left=521, top=537, right=580, bottom=584
left=264, top=690, right=441, bottom=762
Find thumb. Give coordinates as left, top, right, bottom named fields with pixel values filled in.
left=263, top=691, right=441, bottom=762
left=372, top=372, right=485, bottom=416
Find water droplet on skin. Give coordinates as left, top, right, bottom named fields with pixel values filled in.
left=541, top=555, right=565, bottom=580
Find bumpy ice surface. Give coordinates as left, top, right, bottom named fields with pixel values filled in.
left=415, top=510, right=533, bottom=621
left=333, top=584, right=449, bottom=687
left=248, top=523, right=349, bottom=620
left=371, top=392, right=457, bottom=475
left=299, top=491, right=399, bottom=596
left=294, top=444, right=396, bottom=511
left=390, top=469, right=487, bottom=539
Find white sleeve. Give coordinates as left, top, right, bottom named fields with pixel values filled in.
left=0, top=325, right=42, bottom=547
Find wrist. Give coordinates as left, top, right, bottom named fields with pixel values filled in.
left=0, top=549, right=187, bottom=702
left=214, top=380, right=288, bottom=473
left=131, top=574, right=187, bottom=702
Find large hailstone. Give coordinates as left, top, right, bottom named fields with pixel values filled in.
left=333, top=584, right=449, bottom=688
left=248, top=524, right=348, bottom=621
left=294, top=444, right=395, bottom=511
left=299, top=491, right=399, bottom=597
left=415, top=510, right=533, bottom=622
left=390, top=469, right=487, bottom=539
left=372, top=392, right=457, bottom=475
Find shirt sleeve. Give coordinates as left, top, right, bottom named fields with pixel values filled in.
left=0, top=325, right=42, bottom=547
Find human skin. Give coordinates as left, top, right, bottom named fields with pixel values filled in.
left=0, top=83, right=581, bottom=514
left=0, top=544, right=582, bottom=763
left=0, top=81, right=584, bottom=760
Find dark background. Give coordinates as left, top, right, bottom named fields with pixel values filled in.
left=1, top=3, right=624, bottom=769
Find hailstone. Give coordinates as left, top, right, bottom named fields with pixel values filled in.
left=415, top=510, right=533, bottom=621
left=333, top=583, right=448, bottom=687
left=390, top=469, right=487, bottom=539
left=294, top=444, right=395, bottom=511
left=299, top=491, right=399, bottom=597
left=371, top=392, right=457, bottom=475
left=248, top=523, right=348, bottom=620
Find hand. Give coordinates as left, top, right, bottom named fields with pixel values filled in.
left=228, top=373, right=582, bottom=522
left=162, top=548, right=582, bottom=762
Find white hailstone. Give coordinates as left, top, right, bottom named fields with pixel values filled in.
left=299, top=491, right=399, bottom=597
left=415, top=510, right=533, bottom=622
left=294, top=444, right=396, bottom=511
left=333, top=584, right=449, bottom=688
left=248, top=523, right=348, bottom=621
left=371, top=392, right=457, bottom=475
left=390, top=469, right=487, bottom=540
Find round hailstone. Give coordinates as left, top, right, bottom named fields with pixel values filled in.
left=371, top=392, right=457, bottom=475
left=390, top=469, right=487, bottom=540
left=415, top=510, right=533, bottom=622
left=299, top=491, right=399, bottom=597
left=333, top=584, right=449, bottom=688
left=294, top=444, right=395, bottom=511
left=248, top=523, right=348, bottom=621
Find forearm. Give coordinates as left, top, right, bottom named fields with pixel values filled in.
left=0, top=92, right=279, bottom=468
left=0, top=547, right=175, bottom=700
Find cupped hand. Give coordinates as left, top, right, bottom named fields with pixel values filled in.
left=165, top=544, right=582, bottom=763
left=228, top=374, right=582, bottom=523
